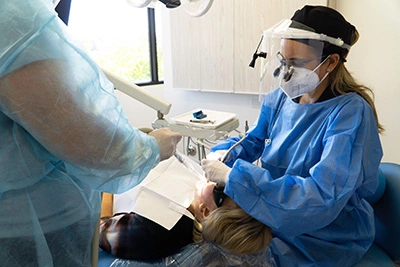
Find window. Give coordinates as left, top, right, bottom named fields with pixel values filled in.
left=58, top=0, right=163, bottom=85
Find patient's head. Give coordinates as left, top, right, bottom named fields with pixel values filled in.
left=189, top=181, right=272, bottom=255
left=189, top=180, right=220, bottom=220
left=201, top=197, right=272, bottom=255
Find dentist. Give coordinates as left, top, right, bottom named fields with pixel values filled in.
left=202, top=5, right=383, bottom=266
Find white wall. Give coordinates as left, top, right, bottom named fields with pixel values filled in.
left=336, top=0, right=400, bottom=163
left=117, top=0, right=400, bottom=163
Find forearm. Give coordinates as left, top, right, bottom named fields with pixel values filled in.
left=0, top=60, right=157, bottom=170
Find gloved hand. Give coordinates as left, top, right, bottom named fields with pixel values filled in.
left=148, top=128, right=182, bottom=161
left=206, top=150, right=227, bottom=160
left=201, top=159, right=231, bottom=186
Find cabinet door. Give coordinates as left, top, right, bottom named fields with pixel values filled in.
left=169, top=0, right=234, bottom=92
left=169, top=0, right=328, bottom=94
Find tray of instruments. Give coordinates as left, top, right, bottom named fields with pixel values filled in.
left=171, top=109, right=237, bottom=130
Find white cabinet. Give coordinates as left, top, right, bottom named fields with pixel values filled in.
left=169, top=0, right=329, bottom=94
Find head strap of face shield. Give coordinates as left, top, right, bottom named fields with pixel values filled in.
left=264, top=19, right=351, bottom=51
left=290, top=5, right=356, bottom=48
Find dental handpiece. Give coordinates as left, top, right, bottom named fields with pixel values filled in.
left=221, top=135, right=247, bottom=163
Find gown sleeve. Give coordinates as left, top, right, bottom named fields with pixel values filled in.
left=211, top=89, right=286, bottom=167
left=0, top=0, right=160, bottom=194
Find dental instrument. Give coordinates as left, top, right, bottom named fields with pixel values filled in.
left=174, top=151, right=207, bottom=182
left=221, top=135, right=247, bottom=163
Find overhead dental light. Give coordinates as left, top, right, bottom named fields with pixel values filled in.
left=126, top=0, right=214, bottom=17
left=101, top=68, right=171, bottom=130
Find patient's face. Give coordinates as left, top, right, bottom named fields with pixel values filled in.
left=192, top=180, right=218, bottom=220
left=198, top=180, right=218, bottom=208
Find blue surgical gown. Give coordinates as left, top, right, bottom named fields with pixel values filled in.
left=212, top=88, right=383, bottom=266
left=0, top=0, right=160, bottom=266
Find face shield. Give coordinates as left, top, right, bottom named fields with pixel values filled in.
left=257, top=19, right=351, bottom=99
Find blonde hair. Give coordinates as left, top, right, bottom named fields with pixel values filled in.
left=200, top=207, right=272, bottom=255
left=326, top=29, right=384, bottom=133
left=192, top=217, right=203, bottom=243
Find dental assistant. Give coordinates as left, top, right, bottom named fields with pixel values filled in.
left=0, top=0, right=181, bottom=266
left=202, top=5, right=383, bottom=267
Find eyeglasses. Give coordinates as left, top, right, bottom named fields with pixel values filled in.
left=273, top=52, right=327, bottom=82
left=276, top=51, right=325, bottom=68
left=213, top=184, right=226, bottom=208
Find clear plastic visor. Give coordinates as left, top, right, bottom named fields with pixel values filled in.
left=258, top=20, right=329, bottom=98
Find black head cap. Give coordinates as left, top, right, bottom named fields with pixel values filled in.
left=291, top=5, right=356, bottom=48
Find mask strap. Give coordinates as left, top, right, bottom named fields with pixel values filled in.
left=312, top=55, right=331, bottom=72
left=311, top=55, right=331, bottom=87
left=317, top=70, right=330, bottom=87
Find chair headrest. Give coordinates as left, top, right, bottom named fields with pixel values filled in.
left=365, top=168, right=386, bottom=204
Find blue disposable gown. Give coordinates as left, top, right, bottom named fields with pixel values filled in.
left=212, top=88, right=383, bottom=266
left=0, top=0, right=160, bottom=266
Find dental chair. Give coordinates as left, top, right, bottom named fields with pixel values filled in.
left=354, top=162, right=400, bottom=267
left=96, top=162, right=400, bottom=267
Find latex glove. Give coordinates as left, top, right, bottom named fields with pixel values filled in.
left=206, top=150, right=227, bottom=161
left=201, top=159, right=231, bottom=186
left=148, top=128, right=182, bottom=161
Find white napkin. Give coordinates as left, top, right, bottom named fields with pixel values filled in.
left=113, top=154, right=205, bottom=230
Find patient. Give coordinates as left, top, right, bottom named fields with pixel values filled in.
left=99, top=179, right=272, bottom=261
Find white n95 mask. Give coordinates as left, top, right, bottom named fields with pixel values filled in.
left=279, top=57, right=330, bottom=99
